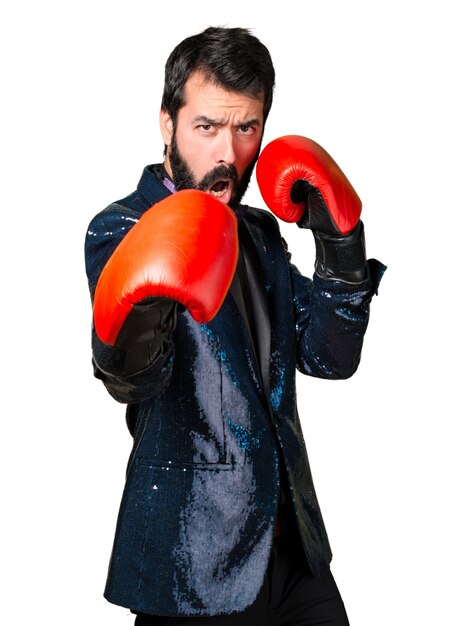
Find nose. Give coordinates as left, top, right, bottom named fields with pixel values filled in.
left=215, top=130, right=237, bottom=166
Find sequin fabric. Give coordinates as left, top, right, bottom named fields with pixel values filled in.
left=84, top=165, right=385, bottom=616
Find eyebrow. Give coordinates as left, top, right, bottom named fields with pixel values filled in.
left=192, top=115, right=262, bottom=127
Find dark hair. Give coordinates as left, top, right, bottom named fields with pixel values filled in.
left=161, top=27, right=275, bottom=123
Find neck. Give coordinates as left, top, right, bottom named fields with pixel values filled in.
left=163, top=153, right=173, bottom=179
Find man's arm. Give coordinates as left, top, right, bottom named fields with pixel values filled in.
left=288, top=255, right=385, bottom=379
left=85, top=191, right=238, bottom=404
left=85, top=203, right=177, bottom=403
left=257, top=135, right=385, bottom=378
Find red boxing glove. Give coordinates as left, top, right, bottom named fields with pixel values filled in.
left=93, top=190, right=238, bottom=345
left=256, top=135, right=361, bottom=235
left=256, top=135, right=367, bottom=283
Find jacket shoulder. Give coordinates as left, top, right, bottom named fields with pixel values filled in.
left=84, top=165, right=168, bottom=292
left=84, top=202, right=136, bottom=294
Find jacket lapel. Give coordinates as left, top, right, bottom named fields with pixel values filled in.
left=205, top=215, right=274, bottom=414
left=241, top=209, right=297, bottom=420
left=236, top=219, right=272, bottom=412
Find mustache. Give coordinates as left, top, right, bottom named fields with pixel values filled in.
left=197, top=165, right=239, bottom=191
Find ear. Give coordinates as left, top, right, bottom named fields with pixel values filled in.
left=160, top=109, right=174, bottom=147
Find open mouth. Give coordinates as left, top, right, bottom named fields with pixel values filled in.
left=208, top=179, right=231, bottom=199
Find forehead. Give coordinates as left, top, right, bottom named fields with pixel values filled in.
left=181, top=71, right=264, bottom=120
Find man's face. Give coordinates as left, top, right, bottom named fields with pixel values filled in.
left=160, top=71, right=264, bottom=209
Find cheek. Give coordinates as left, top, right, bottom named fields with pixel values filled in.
left=237, top=142, right=260, bottom=172
left=177, top=134, right=210, bottom=178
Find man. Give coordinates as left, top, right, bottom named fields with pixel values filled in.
left=85, top=27, right=385, bottom=625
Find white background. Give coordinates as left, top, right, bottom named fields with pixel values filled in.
left=1, top=1, right=448, bottom=624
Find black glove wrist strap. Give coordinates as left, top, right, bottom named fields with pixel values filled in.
left=313, top=220, right=367, bottom=284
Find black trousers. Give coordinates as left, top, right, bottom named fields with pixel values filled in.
left=134, top=529, right=349, bottom=626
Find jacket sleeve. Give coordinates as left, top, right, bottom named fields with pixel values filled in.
left=289, top=250, right=386, bottom=380
left=84, top=202, right=175, bottom=404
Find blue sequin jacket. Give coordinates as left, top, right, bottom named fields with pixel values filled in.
left=84, top=165, right=384, bottom=617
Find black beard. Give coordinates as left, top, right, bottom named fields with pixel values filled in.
left=168, top=132, right=258, bottom=210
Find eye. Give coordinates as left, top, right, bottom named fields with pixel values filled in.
left=238, top=124, right=254, bottom=135
left=196, top=124, right=214, bottom=133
